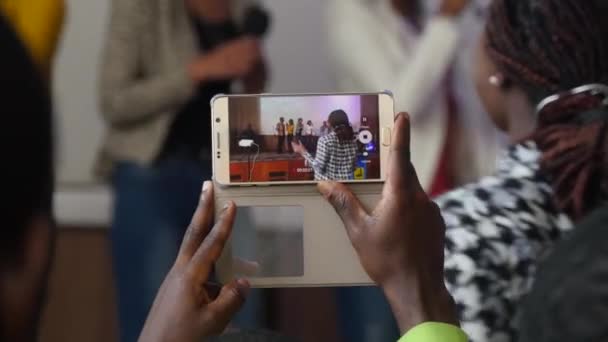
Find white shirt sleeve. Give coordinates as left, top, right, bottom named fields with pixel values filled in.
left=328, top=0, right=461, bottom=120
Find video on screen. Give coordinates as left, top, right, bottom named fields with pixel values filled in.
left=228, top=95, right=380, bottom=183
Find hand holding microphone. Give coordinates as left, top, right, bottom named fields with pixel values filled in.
left=188, top=5, right=270, bottom=83
left=189, top=38, right=261, bottom=82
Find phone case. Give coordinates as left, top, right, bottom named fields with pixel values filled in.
left=214, top=180, right=382, bottom=287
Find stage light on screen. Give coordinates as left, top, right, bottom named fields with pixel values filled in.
left=239, top=139, right=255, bottom=147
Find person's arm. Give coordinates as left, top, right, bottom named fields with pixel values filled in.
left=99, top=0, right=195, bottom=127
left=303, top=138, right=331, bottom=177
left=327, top=0, right=461, bottom=119
left=0, top=0, right=65, bottom=75
left=242, top=60, right=267, bottom=93
left=318, top=113, right=464, bottom=338
left=139, top=182, right=250, bottom=341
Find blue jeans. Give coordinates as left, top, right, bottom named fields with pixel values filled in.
left=336, top=287, right=399, bottom=342
left=111, top=159, right=264, bottom=341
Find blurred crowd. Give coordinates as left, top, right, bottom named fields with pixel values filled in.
left=3, top=0, right=608, bottom=341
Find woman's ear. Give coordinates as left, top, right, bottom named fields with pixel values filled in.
left=489, top=73, right=512, bottom=90
left=474, top=35, right=511, bottom=131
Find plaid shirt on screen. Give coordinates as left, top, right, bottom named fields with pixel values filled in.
left=303, top=131, right=357, bottom=181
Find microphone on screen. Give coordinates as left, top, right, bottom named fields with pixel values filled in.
left=242, top=5, right=271, bottom=38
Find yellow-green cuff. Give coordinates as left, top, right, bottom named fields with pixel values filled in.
left=398, top=322, right=468, bottom=342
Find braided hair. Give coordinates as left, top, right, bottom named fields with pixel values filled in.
left=486, top=0, right=608, bottom=219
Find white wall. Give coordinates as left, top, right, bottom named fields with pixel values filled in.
left=260, top=0, right=334, bottom=94
left=54, top=0, right=334, bottom=186
left=53, top=0, right=109, bottom=185
left=258, top=95, right=361, bottom=135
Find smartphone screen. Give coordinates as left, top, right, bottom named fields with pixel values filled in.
left=226, top=94, right=382, bottom=183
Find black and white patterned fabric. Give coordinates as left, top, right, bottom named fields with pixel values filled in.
left=436, top=142, right=573, bottom=342
left=303, top=131, right=357, bottom=181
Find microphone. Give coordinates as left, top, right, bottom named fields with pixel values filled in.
left=242, top=5, right=271, bottom=38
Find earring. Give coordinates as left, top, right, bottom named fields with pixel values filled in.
left=488, top=74, right=504, bottom=87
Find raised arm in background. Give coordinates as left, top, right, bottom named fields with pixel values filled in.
left=327, top=0, right=468, bottom=119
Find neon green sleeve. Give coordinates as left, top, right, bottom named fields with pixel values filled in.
left=398, top=322, right=468, bottom=342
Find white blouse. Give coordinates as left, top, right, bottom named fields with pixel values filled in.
left=327, top=0, right=505, bottom=189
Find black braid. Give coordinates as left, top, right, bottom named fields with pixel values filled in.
left=486, top=0, right=608, bottom=219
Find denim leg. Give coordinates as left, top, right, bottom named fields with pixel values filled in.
left=336, top=286, right=399, bottom=342
left=111, top=160, right=207, bottom=342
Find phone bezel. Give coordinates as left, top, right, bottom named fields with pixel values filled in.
left=211, top=92, right=394, bottom=186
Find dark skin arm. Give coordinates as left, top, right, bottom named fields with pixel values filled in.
left=139, top=116, right=457, bottom=341
left=242, top=59, right=268, bottom=93
left=138, top=183, right=249, bottom=342
left=318, top=113, right=459, bottom=333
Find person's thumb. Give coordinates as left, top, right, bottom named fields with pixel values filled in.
left=204, top=279, right=250, bottom=333
left=318, top=181, right=368, bottom=239
left=386, top=113, right=424, bottom=198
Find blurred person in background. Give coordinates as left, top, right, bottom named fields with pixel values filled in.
left=326, top=0, right=486, bottom=340
left=275, top=117, right=286, bottom=154
left=295, top=118, right=304, bottom=140
left=304, top=120, right=315, bottom=136
left=304, top=120, right=315, bottom=151
left=0, top=17, right=288, bottom=342
left=0, top=15, right=55, bottom=342
left=0, top=0, right=65, bottom=77
left=437, top=0, right=608, bottom=340
left=97, top=0, right=267, bottom=340
left=320, top=121, right=330, bottom=137
left=328, top=0, right=500, bottom=195
left=286, top=118, right=295, bottom=153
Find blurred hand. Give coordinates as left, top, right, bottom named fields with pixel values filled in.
left=233, top=257, right=260, bottom=277
left=242, top=60, right=268, bottom=93
left=318, top=113, right=458, bottom=334
left=440, top=0, right=469, bottom=16
left=139, top=182, right=249, bottom=342
left=292, top=140, right=307, bottom=155
left=189, top=37, right=261, bottom=82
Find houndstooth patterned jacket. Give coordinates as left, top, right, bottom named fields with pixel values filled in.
left=437, top=142, right=573, bottom=342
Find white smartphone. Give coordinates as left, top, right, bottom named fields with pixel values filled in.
left=211, top=92, right=395, bottom=185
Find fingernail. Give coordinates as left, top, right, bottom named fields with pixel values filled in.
left=395, top=112, right=409, bottom=122
left=202, top=180, right=212, bottom=193
left=236, top=278, right=251, bottom=297
left=222, top=202, right=233, bottom=211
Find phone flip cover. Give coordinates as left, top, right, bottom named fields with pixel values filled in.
left=214, top=180, right=383, bottom=287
